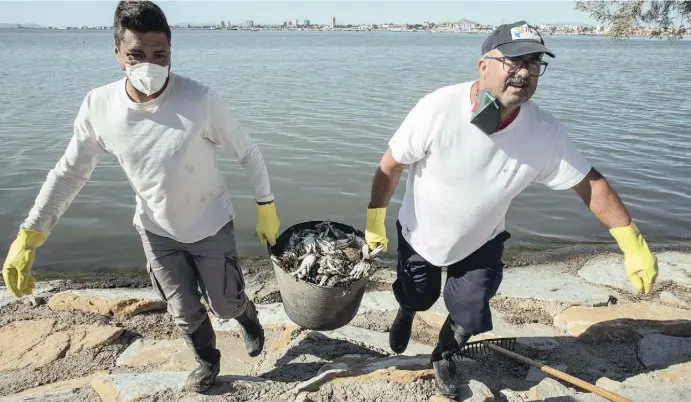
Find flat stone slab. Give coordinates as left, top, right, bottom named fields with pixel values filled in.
left=0, top=319, right=123, bottom=371
left=115, top=335, right=262, bottom=374
left=0, top=375, right=99, bottom=402
left=91, top=372, right=267, bottom=402
left=638, top=333, right=691, bottom=369
left=47, top=289, right=165, bottom=320
left=212, top=302, right=290, bottom=331
left=294, top=354, right=432, bottom=392
left=213, top=291, right=444, bottom=334
left=579, top=251, right=691, bottom=292
left=0, top=281, right=61, bottom=308
left=553, top=302, right=691, bottom=337
left=323, top=325, right=434, bottom=356
left=543, top=383, right=691, bottom=401
left=624, top=361, right=691, bottom=387
left=419, top=308, right=565, bottom=351
left=496, top=265, right=612, bottom=306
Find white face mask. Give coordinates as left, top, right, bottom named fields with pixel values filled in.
left=124, top=62, right=170, bottom=96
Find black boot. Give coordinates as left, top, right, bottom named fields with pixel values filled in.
left=235, top=301, right=264, bottom=357
left=183, top=316, right=221, bottom=393
left=389, top=306, right=416, bottom=354
left=430, top=315, right=471, bottom=399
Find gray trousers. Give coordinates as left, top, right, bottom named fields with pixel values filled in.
left=136, top=220, right=249, bottom=335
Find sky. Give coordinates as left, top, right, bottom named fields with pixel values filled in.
left=0, top=0, right=600, bottom=27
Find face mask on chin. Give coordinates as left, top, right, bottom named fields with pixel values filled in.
left=124, top=62, right=170, bottom=96
left=470, top=88, right=501, bottom=135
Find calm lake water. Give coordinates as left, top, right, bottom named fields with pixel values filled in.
left=1, top=29, right=689, bottom=272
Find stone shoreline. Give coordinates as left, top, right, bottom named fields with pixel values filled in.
left=1, top=250, right=690, bottom=401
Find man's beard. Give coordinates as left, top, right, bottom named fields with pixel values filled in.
left=494, top=75, right=532, bottom=108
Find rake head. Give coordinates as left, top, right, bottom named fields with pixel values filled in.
left=455, top=337, right=517, bottom=359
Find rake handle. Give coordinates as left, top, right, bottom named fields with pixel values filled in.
left=485, top=343, right=633, bottom=402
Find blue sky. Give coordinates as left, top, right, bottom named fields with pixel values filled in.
left=0, top=0, right=600, bottom=27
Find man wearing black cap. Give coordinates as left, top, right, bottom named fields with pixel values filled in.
left=364, top=21, right=658, bottom=398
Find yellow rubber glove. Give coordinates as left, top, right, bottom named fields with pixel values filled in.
left=609, top=222, right=658, bottom=294
left=3, top=228, right=48, bottom=297
left=365, top=207, right=388, bottom=252
left=256, top=202, right=280, bottom=246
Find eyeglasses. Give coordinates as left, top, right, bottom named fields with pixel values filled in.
left=483, top=56, right=549, bottom=77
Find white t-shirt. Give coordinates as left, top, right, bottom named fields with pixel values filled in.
left=23, top=73, right=274, bottom=243
left=389, top=81, right=592, bottom=267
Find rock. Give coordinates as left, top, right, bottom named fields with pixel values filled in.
left=293, top=392, right=315, bottom=402
left=47, top=289, right=165, bottom=320
left=212, top=302, right=290, bottom=331
left=526, top=378, right=576, bottom=400
left=429, top=397, right=455, bottom=402
left=552, top=302, right=691, bottom=337
left=115, top=338, right=187, bottom=367
left=420, top=309, right=564, bottom=351
left=0, top=281, right=59, bottom=308
left=526, top=365, right=568, bottom=382
left=115, top=333, right=266, bottom=374
left=637, top=333, right=691, bottom=369
left=324, top=325, right=433, bottom=356
left=624, top=361, right=691, bottom=387
left=660, top=292, right=688, bottom=308
left=578, top=251, right=691, bottom=291
left=91, top=372, right=267, bottom=402
left=0, top=375, right=101, bottom=402
left=498, top=389, right=529, bottom=402
left=0, top=319, right=123, bottom=371
left=22, top=296, right=45, bottom=308
left=594, top=377, right=624, bottom=392
left=543, top=383, right=691, bottom=401
left=495, top=265, right=613, bottom=307
left=294, top=355, right=432, bottom=392
left=458, top=379, right=494, bottom=401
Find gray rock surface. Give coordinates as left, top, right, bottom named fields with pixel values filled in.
left=496, top=265, right=612, bottom=306
left=0, top=281, right=60, bottom=308
left=638, top=333, right=691, bottom=369
left=91, top=372, right=266, bottom=402
left=543, top=383, right=691, bottom=401
left=578, top=251, right=691, bottom=292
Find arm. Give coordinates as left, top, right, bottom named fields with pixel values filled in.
left=572, top=167, right=632, bottom=229
left=205, top=90, right=273, bottom=204
left=23, top=96, right=107, bottom=233
left=3, top=96, right=106, bottom=297
left=366, top=96, right=434, bottom=251
left=368, top=147, right=406, bottom=209
left=535, top=121, right=657, bottom=294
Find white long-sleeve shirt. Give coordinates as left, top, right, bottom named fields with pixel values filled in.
left=22, top=73, right=274, bottom=243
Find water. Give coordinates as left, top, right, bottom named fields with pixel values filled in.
left=1, top=29, right=690, bottom=272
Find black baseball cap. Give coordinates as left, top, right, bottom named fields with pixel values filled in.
left=482, top=21, right=555, bottom=58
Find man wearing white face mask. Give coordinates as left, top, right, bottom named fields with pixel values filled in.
left=2, top=0, right=280, bottom=393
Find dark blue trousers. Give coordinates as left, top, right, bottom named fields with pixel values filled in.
left=392, top=220, right=510, bottom=335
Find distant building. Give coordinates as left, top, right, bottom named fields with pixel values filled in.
left=304, top=19, right=310, bottom=27
left=294, top=19, right=299, bottom=27
left=330, top=16, right=336, bottom=28
left=247, top=20, right=254, bottom=28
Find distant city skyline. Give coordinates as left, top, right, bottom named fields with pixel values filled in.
left=0, top=1, right=600, bottom=27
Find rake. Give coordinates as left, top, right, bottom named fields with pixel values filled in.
left=456, top=337, right=633, bottom=402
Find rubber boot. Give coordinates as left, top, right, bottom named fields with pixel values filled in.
left=183, top=316, right=221, bottom=393
left=430, top=315, right=471, bottom=399
left=389, top=306, right=416, bottom=354
left=235, top=300, right=264, bottom=357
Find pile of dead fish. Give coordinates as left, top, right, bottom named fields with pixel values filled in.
left=271, top=220, right=384, bottom=288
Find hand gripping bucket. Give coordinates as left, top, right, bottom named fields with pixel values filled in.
left=268, top=221, right=369, bottom=331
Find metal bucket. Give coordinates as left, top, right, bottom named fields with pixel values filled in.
left=268, top=221, right=369, bottom=331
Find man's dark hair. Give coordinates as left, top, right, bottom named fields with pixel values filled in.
left=113, top=1, right=171, bottom=45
